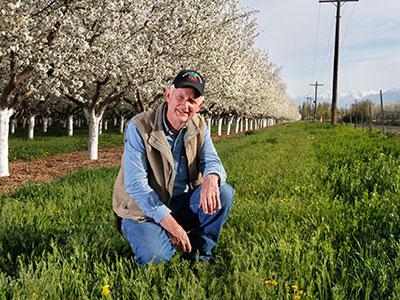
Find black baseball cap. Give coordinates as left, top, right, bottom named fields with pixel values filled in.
left=172, top=70, right=205, bottom=96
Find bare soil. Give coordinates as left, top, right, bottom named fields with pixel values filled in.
left=0, top=130, right=252, bottom=194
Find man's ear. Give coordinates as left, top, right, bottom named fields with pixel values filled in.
left=197, top=98, right=205, bottom=110
left=165, top=87, right=171, bottom=102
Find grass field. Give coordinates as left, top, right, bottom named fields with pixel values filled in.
left=1, top=122, right=400, bottom=299
left=8, top=122, right=124, bottom=161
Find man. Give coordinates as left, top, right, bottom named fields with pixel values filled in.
left=113, top=70, right=234, bottom=266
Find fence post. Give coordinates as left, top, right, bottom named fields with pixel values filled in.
left=380, top=90, right=385, bottom=135
left=369, top=102, right=373, bottom=133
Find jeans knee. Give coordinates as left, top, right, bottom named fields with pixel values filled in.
left=219, top=183, right=235, bottom=210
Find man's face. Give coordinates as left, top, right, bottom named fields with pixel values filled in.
left=165, top=86, right=204, bottom=133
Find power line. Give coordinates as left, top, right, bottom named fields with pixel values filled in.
left=340, top=2, right=356, bottom=52
left=318, top=9, right=336, bottom=83
left=310, top=5, right=321, bottom=83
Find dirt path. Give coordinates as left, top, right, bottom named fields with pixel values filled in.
left=0, top=130, right=253, bottom=194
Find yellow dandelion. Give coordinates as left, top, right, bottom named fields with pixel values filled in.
left=292, top=285, right=298, bottom=290
left=17, top=255, right=21, bottom=259
left=295, top=186, right=300, bottom=191
left=293, top=295, right=301, bottom=300
left=101, top=285, right=110, bottom=296
left=265, top=280, right=278, bottom=286
left=33, top=292, right=37, bottom=297
left=253, top=190, right=257, bottom=194
left=274, top=232, right=279, bottom=236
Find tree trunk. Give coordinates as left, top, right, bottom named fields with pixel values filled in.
left=10, top=118, right=17, bottom=134
left=28, top=115, right=35, bottom=139
left=217, top=117, right=223, bottom=136
left=250, top=120, right=253, bottom=131
left=99, top=118, right=103, bottom=135
left=42, top=117, right=48, bottom=133
left=67, top=115, right=74, bottom=136
left=207, top=117, right=212, bottom=132
left=235, top=117, right=240, bottom=133
left=0, top=107, right=13, bottom=176
left=104, top=120, right=108, bottom=131
left=245, top=118, right=248, bottom=131
left=120, top=116, right=125, bottom=134
left=226, top=116, right=234, bottom=135
left=85, top=108, right=102, bottom=160
left=114, top=118, right=117, bottom=126
left=240, top=118, right=243, bottom=132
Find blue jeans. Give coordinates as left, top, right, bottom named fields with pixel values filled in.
left=121, top=183, right=234, bottom=266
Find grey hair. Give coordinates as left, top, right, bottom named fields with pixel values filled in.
left=169, top=84, right=204, bottom=101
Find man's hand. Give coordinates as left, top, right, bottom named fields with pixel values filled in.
left=159, top=214, right=192, bottom=253
left=199, top=173, right=221, bottom=215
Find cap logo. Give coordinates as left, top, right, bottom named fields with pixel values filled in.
left=183, top=72, right=202, bottom=84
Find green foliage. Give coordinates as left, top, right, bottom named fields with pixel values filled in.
left=1, top=122, right=400, bottom=299
left=8, top=123, right=124, bottom=161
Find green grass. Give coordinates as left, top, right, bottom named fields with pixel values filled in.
left=8, top=123, right=124, bottom=161
left=1, top=122, right=400, bottom=299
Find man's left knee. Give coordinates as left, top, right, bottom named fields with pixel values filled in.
left=219, top=183, right=235, bottom=210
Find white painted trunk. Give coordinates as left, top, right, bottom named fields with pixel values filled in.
left=78, top=119, right=82, bottom=127
left=119, top=116, right=125, bottom=134
left=245, top=118, right=248, bottom=131
left=114, top=118, right=117, bottom=126
left=217, top=117, right=223, bottom=136
left=235, top=117, right=240, bottom=133
left=99, top=119, right=103, bottom=135
left=28, top=115, right=35, bottom=139
left=42, top=117, right=48, bottom=133
left=250, top=120, right=253, bottom=131
left=67, top=115, right=74, bottom=136
left=10, top=118, right=17, bottom=134
left=0, top=108, right=13, bottom=176
left=86, top=109, right=101, bottom=160
left=255, top=119, right=259, bottom=130
left=104, top=120, right=108, bottom=131
left=49, top=118, right=53, bottom=126
left=22, top=118, right=27, bottom=128
left=226, top=117, right=234, bottom=135
left=240, top=118, right=243, bottom=132
left=207, top=117, right=212, bottom=131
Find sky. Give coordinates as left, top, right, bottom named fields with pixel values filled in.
left=239, top=0, right=400, bottom=105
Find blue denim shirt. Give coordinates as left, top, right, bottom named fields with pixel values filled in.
left=124, top=108, right=226, bottom=223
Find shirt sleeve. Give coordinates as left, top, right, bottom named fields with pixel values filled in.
left=198, top=124, right=227, bottom=185
left=124, top=120, right=171, bottom=223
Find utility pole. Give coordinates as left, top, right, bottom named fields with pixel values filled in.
left=319, top=0, right=358, bottom=125
left=306, top=96, right=313, bottom=119
left=310, top=81, right=323, bottom=120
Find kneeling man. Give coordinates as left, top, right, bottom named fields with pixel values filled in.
left=113, top=70, right=234, bottom=266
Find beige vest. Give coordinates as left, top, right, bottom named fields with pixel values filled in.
left=112, top=102, right=205, bottom=222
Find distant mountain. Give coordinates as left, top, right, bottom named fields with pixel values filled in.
left=295, top=87, right=400, bottom=108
